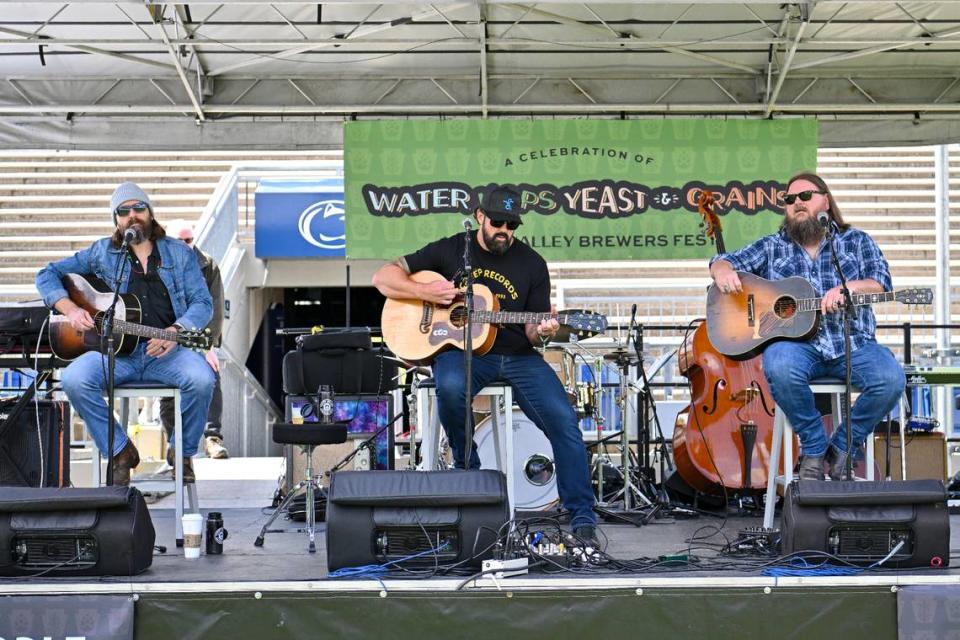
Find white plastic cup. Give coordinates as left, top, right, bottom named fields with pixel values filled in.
left=182, top=513, right=203, bottom=559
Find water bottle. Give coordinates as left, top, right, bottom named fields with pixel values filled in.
left=205, top=512, right=228, bottom=554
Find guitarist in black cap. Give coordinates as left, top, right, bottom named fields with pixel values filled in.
left=373, top=186, right=598, bottom=542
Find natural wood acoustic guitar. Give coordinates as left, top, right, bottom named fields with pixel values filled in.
left=705, top=272, right=933, bottom=359
left=381, top=270, right=608, bottom=364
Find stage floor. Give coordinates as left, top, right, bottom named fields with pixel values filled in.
left=3, top=458, right=960, bottom=591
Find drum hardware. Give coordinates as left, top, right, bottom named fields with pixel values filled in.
left=475, top=409, right=559, bottom=510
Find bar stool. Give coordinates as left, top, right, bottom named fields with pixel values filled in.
left=93, top=383, right=199, bottom=547
left=763, top=378, right=875, bottom=529
left=415, top=378, right=515, bottom=513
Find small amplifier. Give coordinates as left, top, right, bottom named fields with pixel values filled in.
left=782, top=479, right=949, bottom=568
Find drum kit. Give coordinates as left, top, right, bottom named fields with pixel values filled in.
left=402, top=330, right=677, bottom=517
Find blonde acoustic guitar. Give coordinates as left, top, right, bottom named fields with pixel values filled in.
left=381, top=270, right=607, bottom=365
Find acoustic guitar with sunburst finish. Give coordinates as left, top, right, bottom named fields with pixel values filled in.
left=706, top=271, right=933, bottom=359
left=48, top=273, right=211, bottom=361
left=381, top=270, right=608, bottom=364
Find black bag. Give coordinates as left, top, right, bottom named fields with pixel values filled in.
left=781, top=479, right=950, bottom=568
left=326, top=470, right=509, bottom=571
left=0, top=486, right=156, bottom=576
left=283, top=329, right=394, bottom=395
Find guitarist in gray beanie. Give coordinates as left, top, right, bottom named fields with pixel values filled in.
left=37, top=181, right=215, bottom=485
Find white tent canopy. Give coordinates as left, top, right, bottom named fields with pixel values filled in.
left=2, top=1, right=959, bottom=149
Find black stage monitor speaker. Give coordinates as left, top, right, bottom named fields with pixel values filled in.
left=782, top=479, right=949, bottom=568
left=0, top=398, right=70, bottom=488
left=0, top=486, right=155, bottom=576
left=326, top=470, right=509, bottom=571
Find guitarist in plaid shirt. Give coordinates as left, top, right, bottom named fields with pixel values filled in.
left=709, top=173, right=905, bottom=481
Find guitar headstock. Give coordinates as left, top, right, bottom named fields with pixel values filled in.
left=697, top=189, right=722, bottom=249
left=895, top=288, right=934, bottom=305
left=177, top=328, right=213, bottom=351
left=558, top=309, right=608, bottom=340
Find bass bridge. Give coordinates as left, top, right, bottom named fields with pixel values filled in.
left=730, top=387, right=760, bottom=404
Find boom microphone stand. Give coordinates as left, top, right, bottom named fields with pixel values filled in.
left=820, top=212, right=856, bottom=480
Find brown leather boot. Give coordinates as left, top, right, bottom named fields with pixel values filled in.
left=112, top=440, right=141, bottom=487
left=166, top=448, right=197, bottom=484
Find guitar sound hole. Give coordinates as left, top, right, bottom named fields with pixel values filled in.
left=449, top=305, right=467, bottom=329
left=773, top=297, right=797, bottom=319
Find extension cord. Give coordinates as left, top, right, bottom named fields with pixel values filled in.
left=481, top=557, right=529, bottom=579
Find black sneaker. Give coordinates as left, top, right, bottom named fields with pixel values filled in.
left=572, top=525, right=599, bottom=546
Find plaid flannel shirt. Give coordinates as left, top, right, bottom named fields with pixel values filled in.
left=710, top=226, right=892, bottom=359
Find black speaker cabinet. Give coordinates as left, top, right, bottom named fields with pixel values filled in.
left=0, top=486, right=155, bottom=576
left=0, top=398, right=70, bottom=488
left=782, top=479, right=949, bottom=568
left=326, top=470, right=509, bottom=571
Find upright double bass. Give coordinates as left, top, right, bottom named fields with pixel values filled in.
left=671, top=191, right=796, bottom=494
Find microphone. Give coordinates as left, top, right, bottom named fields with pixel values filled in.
left=463, top=218, right=473, bottom=231
left=123, top=226, right=143, bottom=245
left=816, top=211, right=831, bottom=228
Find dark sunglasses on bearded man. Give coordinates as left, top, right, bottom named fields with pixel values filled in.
left=783, top=190, right=825, bottom=205
left=488, top=219, right=520, bottom=231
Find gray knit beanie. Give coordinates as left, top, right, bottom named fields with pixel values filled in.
left=110, top=182, right=153, bottom=225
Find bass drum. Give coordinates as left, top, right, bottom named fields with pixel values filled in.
left=476, top=409, right=559, bottom=510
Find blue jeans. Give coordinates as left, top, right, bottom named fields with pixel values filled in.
left=432, top=350, right=596, bottom=527
left=762, top=340, right=905, bottom=457
left=60, top=342, right=215, bottom=457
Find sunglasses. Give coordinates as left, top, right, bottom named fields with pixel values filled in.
left=488, top=219, right=520, bottom=231
left=115, top=201, right=150, bottom=217
left=783, top=190, right=825, bottom=205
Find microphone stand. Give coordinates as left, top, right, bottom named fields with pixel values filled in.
left=822, top=217, right=856, bottom=481
left=630, top=322, right=674, bottom=514
left=103, top=230, right=135, bottom=485
left=461, top=219, right=476, bottom=468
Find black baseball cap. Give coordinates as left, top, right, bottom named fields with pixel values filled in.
left=481, top=186, right=523, bottom=225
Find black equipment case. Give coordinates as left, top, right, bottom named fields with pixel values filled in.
left=0, top=486, right=155, bottom=576
left=781, top=479, right=949, bottom=568
left=326, top=470, right=509, bottom=571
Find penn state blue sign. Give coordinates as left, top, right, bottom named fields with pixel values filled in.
left=254, top=179, right=345, bottom=257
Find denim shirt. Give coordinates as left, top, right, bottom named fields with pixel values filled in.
left=36, top=236, right=213, bottom=332
left=710, top=226, right=892, bottom=359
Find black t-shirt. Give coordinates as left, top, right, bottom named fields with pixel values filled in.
left=403, top=232, right=550, bottom=355
left=125, top=244, right=176, bottom=330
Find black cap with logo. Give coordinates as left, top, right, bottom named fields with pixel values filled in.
left=481, top=186, right=523, bottom=225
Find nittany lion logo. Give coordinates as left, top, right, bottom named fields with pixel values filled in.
left=297, top=199, right=345, bottom=250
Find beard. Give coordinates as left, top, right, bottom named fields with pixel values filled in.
left=783, top=212, right=824, bottom=246
left=124, top=218, right=152, bottom=244
left=481, top=227, right=512, bottom=255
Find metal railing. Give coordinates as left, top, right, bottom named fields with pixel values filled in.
left=192, top=161, right=344, bottom=455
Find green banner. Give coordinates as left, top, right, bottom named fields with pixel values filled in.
left=344, top=119, right=817, bottom=260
